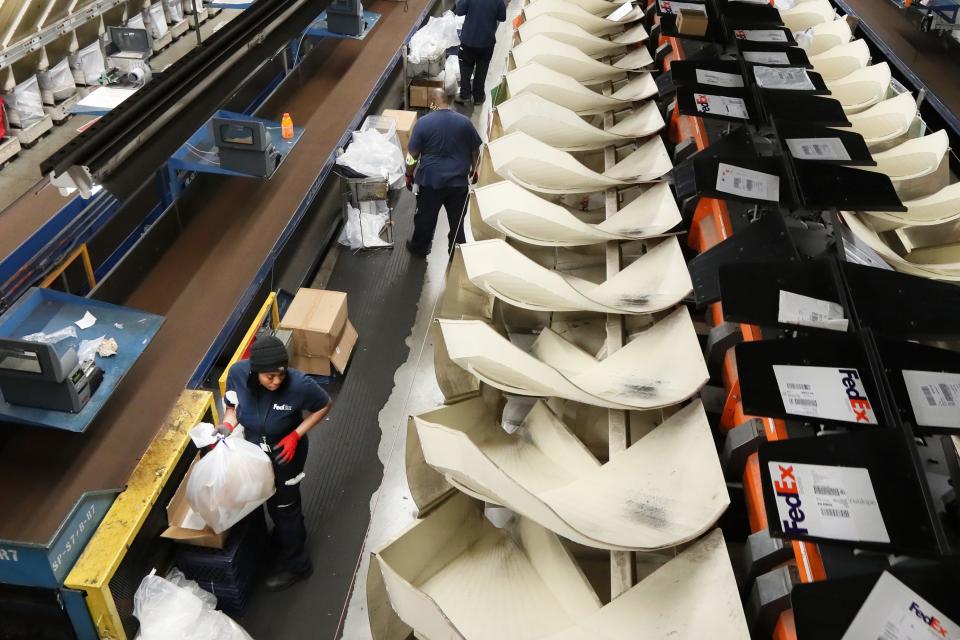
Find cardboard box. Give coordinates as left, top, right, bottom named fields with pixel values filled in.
left=677, top=9, right=708, bottom=37
left=409, top=79, right=445, bottom=109
left=161, top=455, right=228, bottom=549
left=280, top=288, right=358, bottom=375
left=382, top=109, right=417, bottom=155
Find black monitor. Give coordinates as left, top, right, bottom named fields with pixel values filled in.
left=212, top=117, right=270, bottom=152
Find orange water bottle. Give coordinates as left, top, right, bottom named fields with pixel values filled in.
left=281, top=113, right=294, bottom=140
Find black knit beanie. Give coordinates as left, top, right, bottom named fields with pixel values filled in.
left=249, top=335, right=288, bottom=373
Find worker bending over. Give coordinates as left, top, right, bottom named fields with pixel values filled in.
left=404, top=91, right=483, bottom=257
left=221, top=336, right=331, bottom=591
left=455, top=0, right=507, bottom=104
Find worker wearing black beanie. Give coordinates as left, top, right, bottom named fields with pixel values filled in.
left=221, top=334, right=332, bottom=591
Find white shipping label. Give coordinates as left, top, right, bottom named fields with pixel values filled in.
left=768, top=462, right=890, bottom=543
left=659, top=0, right=706, bottom=14
left=694, top=93, right=749, bottom=119
left=735, top=28, right=789, bottom=42
left=786, top=137, right=852, bottom=161
left=778, top=290, right=849, bottom=331
left=772, top=364, right=879, bottom=424
left=842, top=572, right=960, bottom=640
left=731, top=0, right=769, bottom=4
left=695, top=69, right=745, bottom=87
left=902, top=370, right=960, bottom=429
left=743, top=50, right=791, bottom=64
left=607, top=2, right=634, bottom=21
left=754, top=65, right=816, bottom=90
left=716, top=162, right=780, bottom=201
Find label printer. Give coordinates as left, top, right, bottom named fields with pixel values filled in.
left=0, top=338, right=103, bottom=413
left=105, top=26, right=154, bottom=86
left=213, top=117, right=282, bottom=177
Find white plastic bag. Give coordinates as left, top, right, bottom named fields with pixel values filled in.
left=335, top=128, right=405, bottom=183
left=4, top=76, right=45, bottom=128
left=164, top=0, right=185, bottom=22
left=70, top=42, right=106, bottom=85
left=127, top=13, right=147, bottom=30
left=146, top=3, right=169, bottom=38
left=133, top=569, right=253, bottom=640
left=443, top=55, right=460, bottom=95
left=38, top=58, right=77, bottom=103
left=794, top=27, right=814, bottom=50
left=407, top=11, right=461, bottom=63
left=186, top=424, right=275, bottom=534
left=338, top=202, right=391, bottom=249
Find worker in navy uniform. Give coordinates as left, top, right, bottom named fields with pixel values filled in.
left=220, top=335, right=331, bottom=591
left=404, top=91, right=483, bottom=257
left=455, top=0, right=507, bottom=104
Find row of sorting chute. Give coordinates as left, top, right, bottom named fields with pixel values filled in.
left=782, top=2, right=960, bottom=279
left=371, top=1, right=750, bottom=639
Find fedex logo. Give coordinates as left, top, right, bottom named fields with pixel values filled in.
left=773, top=464, right=808, bottom=535
left=838, top=369, right=877, bottom=424
left=910, top=602, right=949, bottom=638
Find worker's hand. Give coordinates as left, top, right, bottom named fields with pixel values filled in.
left=273, top=431, right=301, bottom=465
left=215, top=422, right=235, bottom=437
left=405, top=173, right=414, bottom=191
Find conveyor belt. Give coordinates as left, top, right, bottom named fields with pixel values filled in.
left=837, top=0, right=960, bottom=133
left=0, top=181, right=72, bottom=264
left=0, top=0, right=430, bottom=546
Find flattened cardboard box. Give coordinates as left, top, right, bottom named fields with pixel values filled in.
left=161, top=455, right=228, bottom=549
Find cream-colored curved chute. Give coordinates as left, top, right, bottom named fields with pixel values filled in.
left=437, top=306, right=708, bottom=409
left=781, top=0, right=834, bottom=32
left=861, top=181, right=960, bottom=231
left=459, top=237, right=691, bottom=314
left=838, top=212, right=960, bottom=280
left=488, top=132, right=671, bottom=194
left=523, top=0, right=631, bottom=35
left=513, top=35, right=644, bottom=85
left=519, top=15, right=626, bottom=57
left=375, top=495, right=749, bottom=640
left=862, top=130, right=949, bottom=199
left=803, top=16, right=852, bottom=56
left=611, top=22, right=649, bottom=44
left=497, top=92, right=663, bottom=150
left=475, top=180, right=681, bottom=245
left=526, top=0, right=619, bottom=16
left=810, top=39, right=870, bottom=82
left=845, top=92, right=917, bottom=150
left=506, top=63, right=657, bottom=115
left=413, top=398, right=728, bottom=551
left=826, top=62, right=891, bottom=114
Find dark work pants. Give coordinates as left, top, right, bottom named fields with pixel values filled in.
left=266, top=435, right=311, bottom=574
left=410, top=186, right=469, bottom=255
left=458, top=44, right=495, bottom=102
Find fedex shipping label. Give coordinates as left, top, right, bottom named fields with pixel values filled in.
left=768, top=462, right=890, bottom=543
left=842, top=571, right=959, bottom=640
left=773, top=365, right=878, bottom=424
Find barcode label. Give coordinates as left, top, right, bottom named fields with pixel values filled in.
left=778, top=290, right=849, bottom=332
left=786, top=137, right=851, bottom=161
left=716, top=162, right=780, bottom=201
left=788, top=398, right=818, bottom=407
left=822, top=507, right=851, bottom=519
left=787, top=383, right=812, bottom=390
left=903, top=370, right=960, bottom=429
left=814, top=485, right=844, bottom=497
left=693, top=93, right=749, bottom=119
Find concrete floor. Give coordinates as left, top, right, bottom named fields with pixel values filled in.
left=0, top=9, right=240, bottom=213
left=338, top=2, right=521, bottom=637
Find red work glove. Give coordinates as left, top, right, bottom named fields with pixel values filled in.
left=273, top=431, right=301, bottom=465
left=215, top=422, right=235, bottom=437
left=405, top=173, right=414, bottom=191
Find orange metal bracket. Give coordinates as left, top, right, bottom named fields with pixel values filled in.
left=39, top=244, right=96, bottom=291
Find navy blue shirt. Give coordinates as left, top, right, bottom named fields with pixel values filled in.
left=226, top=360, right=330, bottom=444
left=409, top=109, right=483, bottom=189
left=456, top=0, right=506, bottom=48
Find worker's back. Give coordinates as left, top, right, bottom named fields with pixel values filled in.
left=456, top=0, right=507, bottom=48
left=409, top=109, right=482, bottom=189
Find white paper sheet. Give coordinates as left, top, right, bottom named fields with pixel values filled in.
left=694, top=93, right=749, bottom=119
left=786, top=137, right=852, bottom=161
left=695, top=69, right=744, bottom=87
left=842, top=572, right=959, bottom=640
left=735, top=28, right=788, bottom=42
left=753, top=65, right=816, bottom=90
left=75, top=311, right=97, bottom=330
left=743, top=51, right=790, bottom=64
left=76, top=86, right=138, bottom=110
left=902, top=370, right=960, bottom=429
left=716, top=162, right=779, bottom=201
left=778, top=290, right=849, bottom=331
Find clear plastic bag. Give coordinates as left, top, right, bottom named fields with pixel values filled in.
left=133, top=569, right=254, bottom=640
left=443, top=55, right=460, bottom=95
left=4, top=76, right=45, bottom=128
left=338, top=202, right=391, bottom=250
left=38, top=58, right=77, bottom=103
left=336, top=128, right=405, bottom=183
left=22, top=326, right=77, bottom=344
left=186, top=425, right=275, bottom=534
left=164, top=0, right=186, bottom=23
left=70, top=42, right=107, bottom=85
left=407, top=11, right=461, bottom=64
left=146, top=3, right=169, bottom=38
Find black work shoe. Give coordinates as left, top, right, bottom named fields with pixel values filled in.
left=406, top=240, right=428, bottom=257
left=263, top=566, right=313, bottom=592
left=473, top=94, right=486, bottom=104
left=454, top=94, right=471, bottom=104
